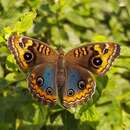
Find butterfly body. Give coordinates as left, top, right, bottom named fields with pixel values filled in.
left=8, top=34, right=120, bottom=108
left=56, top=50, right=66, bottom=89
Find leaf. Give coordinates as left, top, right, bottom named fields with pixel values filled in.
left=0, top=46, right=9, bottom=57
left=16, top=80, right=27, bottom=89
left=6, top=54, right=18, bottom=71
left=97, top=100, right=122, bottom=130
left=51, top=26, right=68, bottom=47
left=63, top=24, right=80, bottom=45
left=27, top=0, right=41, bottom=9
left=0, top=35, right=5, bottom=43
left=79, top=105, right=99, bottom=122
left=3, top=11, right=37, bottom=35
left=0, top=78, right=8, bottom=88
left=92, top=35, right=109, bottom=42
left=0, top=64, right=4, bottom=78
left=32, top=104, right=50, bottom=125
left=65, top=11, right=94, bottom=28
left=1, top=0, right=16, bottom=11
left=122, top=111, right=130, bottom=130
left=5, top=72, right=25, bottom=84
left=61, top=110, right=79, bottom=130
left=14, top=11, right=37, bottom=33
left=96, top=76, right=108, bottom=94
left=121, top=101, right=130, bottom=114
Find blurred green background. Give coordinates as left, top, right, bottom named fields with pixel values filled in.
left=0, top=0, right=130, bottom=130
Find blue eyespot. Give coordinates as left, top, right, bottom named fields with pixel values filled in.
left=67, top=89, right=75, bottom=96
left=78, top=80, right=86, bottom=90
left=46, top=87, right=53, bottom=95
left=36, top=76, right=44, bottom=86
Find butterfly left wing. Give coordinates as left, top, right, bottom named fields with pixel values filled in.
left=28, top=63, right=57, bottom=106
left=8, top=34, right=58, bottom=72
left=61, top=63, right=96, bottom=108
left=65, top=42, right=120, bottom=76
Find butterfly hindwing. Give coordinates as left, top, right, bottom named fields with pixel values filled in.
left=8, top=34, right=58, bottom=72
left=65, top=42, right=120, bottom=76
left=62, top=63, right=96, bottom=108
left=28, top=63, right=57, bottom=106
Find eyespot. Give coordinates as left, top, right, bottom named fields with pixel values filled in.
left=67, top=89, right=75, bottom=96
left=23, top=51, right=34, bottom=62
left=92, top=57, right=102, bottom=67
left=78, top=80, right=86, bottom=90
left=36, top=76, right=44, bottom=86
left=103, top=48, right=109, bottom=54
left=46, top=87, right=53, bottom=95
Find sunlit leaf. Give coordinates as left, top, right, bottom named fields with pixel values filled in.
left=6, top=54, right=18, bottom=71
left=0, top=65, right=4, bottom=78
left=5, top=72, right=24, bottom=83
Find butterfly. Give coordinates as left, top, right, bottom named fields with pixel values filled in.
left=8, top=34, right=120, bottom=108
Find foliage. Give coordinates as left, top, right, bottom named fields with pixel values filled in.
left=0, top=0, right=130, bottom=130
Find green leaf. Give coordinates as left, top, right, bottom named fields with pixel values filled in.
left=96, top=76, right=108, bottom=94
left=79, top=105, right=99, bottom=122
left=97, top=101, right=122, bottom=130
left=3, top=11, right=37, bottom=35
left=92, top=35, right=109, bottom=42
left=5, top=72, right=25, bottom=84
left=121, top=101, right=130, bottom=114
left=16, top=80, right=27, bottom=89
left=0, top=46, right=9, bottom=57
left=61, top=110, right=79, bottom=130
left=63, top=24, right=80, bottom=45
left=0, top=78, right=8, bottom=88
left=32, top=104, right=51, bottom=126
left=14, top=11, right=37, bottom=33
left=27, top=0, right=41, bottom=9
left=0, top=64, right=4, bottom=78
left=1, top=0, right=16, bottom=11
left=65, top=11, right=94, bottom=28
left=6, top=54, right=18, bottom=71
left=0, top=35, right=5, bottom=43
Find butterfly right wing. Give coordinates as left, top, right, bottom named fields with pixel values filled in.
left=61, top=63, right=96, bottom=108
left=65, top=42, right=120, bottom=76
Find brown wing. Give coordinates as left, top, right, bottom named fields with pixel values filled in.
left=8, top=34, right=58, bottom=72
left=65, top=42, right=120, bottom=76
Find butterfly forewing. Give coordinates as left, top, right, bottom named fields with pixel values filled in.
left=65, top=42, right=120, bottom=76
left=8, top=34, right=58, bottom=72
